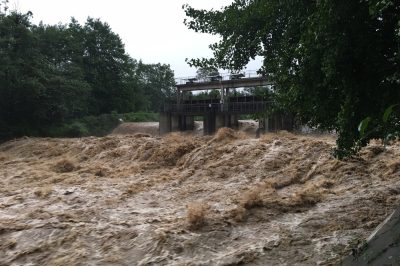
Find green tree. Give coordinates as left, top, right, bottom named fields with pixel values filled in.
left=33, top=22, right=91, bottom=121
left=81, top=18, right=134, bottom=114
left=0, top=11, right=51, bottom=138
left=195, top=66, right=219, bottom=80
left=184, top=0, right=400, bottom=157
left=137, top=61, right=176, bottom=112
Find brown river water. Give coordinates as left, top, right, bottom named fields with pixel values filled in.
left=0, top=127, right=399, bottom=265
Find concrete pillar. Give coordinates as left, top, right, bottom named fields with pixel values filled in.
left=203, top=116, right=209, bottom=135
left=268, top=116, right=276, bottom=131
left=184, top=116, right=195, bottom=131
left=265, top=113, right=294, bottom=132
left=159, top=112, right=171, bottom=135
left=171, top=114, right=180, bottom=132
left=230, top=114, right=239, bottom=129
left=215, top=113, right=225, bottom=131
left=203, top=113, right=216, bottom=135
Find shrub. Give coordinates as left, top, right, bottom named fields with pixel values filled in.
left=65, top=122, right=89, bottom=137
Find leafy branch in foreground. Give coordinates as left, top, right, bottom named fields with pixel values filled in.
left=358, top=104, right=400, bottom=146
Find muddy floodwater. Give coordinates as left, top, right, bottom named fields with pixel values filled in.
left=0, top=128, right=399, bottom=265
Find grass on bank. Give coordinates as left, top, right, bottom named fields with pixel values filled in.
left=0, top=112, right=159, bottom=142
left=48, top=112, right=159, bottom=138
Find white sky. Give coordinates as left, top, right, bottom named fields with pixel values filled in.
left=9, top=0, right=262, bottom=78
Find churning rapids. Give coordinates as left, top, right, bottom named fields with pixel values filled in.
left=0, top=127, right=399, bottom=265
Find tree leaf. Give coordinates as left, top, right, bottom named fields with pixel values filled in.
left=383, top=104, right=398, bottom=123
left=358, top=117, right=371, bottom=137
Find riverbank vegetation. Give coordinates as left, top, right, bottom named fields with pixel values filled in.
left=0, top=2, right=173, bottom=141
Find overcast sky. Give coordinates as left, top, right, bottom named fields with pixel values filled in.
left=10, top=0, right=262, bottom=78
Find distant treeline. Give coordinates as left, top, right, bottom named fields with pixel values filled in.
left=0, top=8, right=175, bottom=140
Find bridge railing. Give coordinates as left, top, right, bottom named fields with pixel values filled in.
left=175, top=70, right=264, bottom=85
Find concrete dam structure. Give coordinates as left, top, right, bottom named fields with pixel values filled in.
left=159, top=71, right=293, bottom=135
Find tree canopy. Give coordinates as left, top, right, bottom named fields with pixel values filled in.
left=0, top=6, right=175, bottom=140
left=184, top=0, right=400, bottom=156
left=195, top=66, right=220, bottom=80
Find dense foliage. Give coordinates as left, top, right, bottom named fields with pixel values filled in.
left=195, top=66, right=220, bottom=80
left=183, top=0, right=400, bottom=157
left=0, top=4, right=174, bottom=140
